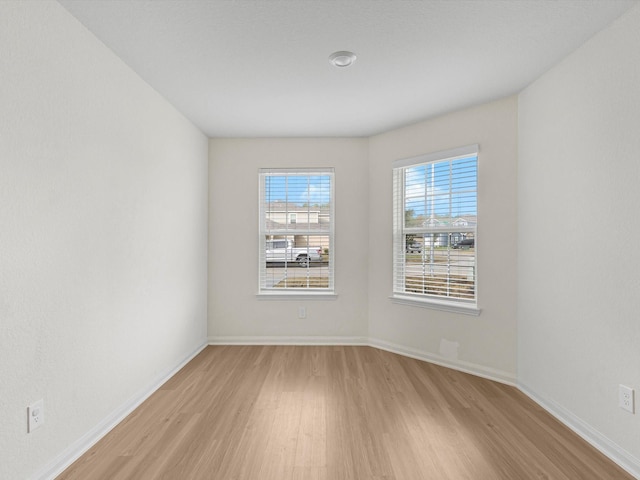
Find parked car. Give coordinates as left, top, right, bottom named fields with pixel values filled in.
left=452, top=238, right=474, bottom=249
left=405, top=242, right=422, bottom=253
left=265, top=240, right=322, bottom=267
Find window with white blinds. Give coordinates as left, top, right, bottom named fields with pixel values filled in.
left=259, top=168, right=334, bottom=294
left=392, top=145, right=479, bottom=313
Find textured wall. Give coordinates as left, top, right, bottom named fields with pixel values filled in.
left=208, top=138, right=369, bottom=341
left=0, top=2, right=208, bottom=478
left=518, top=3, right=640, bottom=468
left=367, top=97, right=519, bottom=382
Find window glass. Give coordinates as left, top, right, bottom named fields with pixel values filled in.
left=393, top=146, right=478, bottom=307
left=259, top=168, right=334, bottom=293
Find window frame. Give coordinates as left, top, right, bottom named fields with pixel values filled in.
left=391, top=145, right=480, bottom=316
left=258, top=167, right=335, bottom=298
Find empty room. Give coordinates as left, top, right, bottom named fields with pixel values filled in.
left=2, top=0, right=639, bottom=479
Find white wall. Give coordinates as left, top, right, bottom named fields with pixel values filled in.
left=0, top=2, right=208, bottom=479
left=368, top=97, right=519, bottom=383
left=208, top=138, right=369, bottom=341
left=518, top=3, right=640, bottom=472
left=3, top=0, right=637, bottom=477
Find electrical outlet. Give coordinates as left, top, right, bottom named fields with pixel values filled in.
left=619, top=385, right=635, bottom=414
left=298, top=306, right=306, bottom=319
left=28, top=399, right=44, bottom=432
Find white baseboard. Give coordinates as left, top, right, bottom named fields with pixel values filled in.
left=518, top=383, right=640, bottom=479
left=207, top=335, right=368, bottom=346
left=33, top=336, right=638, bottom=480
left=32, top=340, right=208, bottom=480
left=368, top=337, right=517, bottom=386
left=208, top=335, right=515, bottom=386
left=208, top=337, right=637, bottom=477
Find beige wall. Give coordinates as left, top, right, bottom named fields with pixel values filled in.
left=518, top=3, right=640, bottom=469
left=208, top=138, right=369, bottom=340
left=0, top=2, right=208, bottom=478
left=208, top=97, right=518, bottom=381
left=368, top=96, right=519, bottom=382
left=6, top=0, right=637, bottom=477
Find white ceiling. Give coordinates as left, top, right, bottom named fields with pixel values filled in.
left=58, top=0, right=637, bottom=138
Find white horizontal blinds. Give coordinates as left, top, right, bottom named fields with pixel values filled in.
left=393, top=146, right=478, bottom=304
left=259, top=168, right=334, bottom=292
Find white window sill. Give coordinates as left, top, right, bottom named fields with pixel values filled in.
left=390, top=294, right=481, bottom=316
left=257, top=291, right=338, bottom=300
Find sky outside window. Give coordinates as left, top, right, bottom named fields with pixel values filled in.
left=265, top=174, right=331, bottom=206
left=404, top=155, right=477, bottom=224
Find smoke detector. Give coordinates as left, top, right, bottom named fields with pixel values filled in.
left=329, top=51, right=357, bottom=68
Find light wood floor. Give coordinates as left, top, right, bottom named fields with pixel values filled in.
left=58, top=346, right=634, bottom=479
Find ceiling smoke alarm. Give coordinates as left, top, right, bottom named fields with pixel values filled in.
left=329, top=51, right=357, bottom=68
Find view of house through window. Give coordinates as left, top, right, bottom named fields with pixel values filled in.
left=393, top=146, right=478, bottom=307
left=259, top=168, right=334, bottom=293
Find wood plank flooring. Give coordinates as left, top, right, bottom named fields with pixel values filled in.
left=58, top=346, right=634, bottom=479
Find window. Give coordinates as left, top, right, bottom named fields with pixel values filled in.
left=392, top=145, right=479, bottom=314
left=259, top=168, right=334, bottom=294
